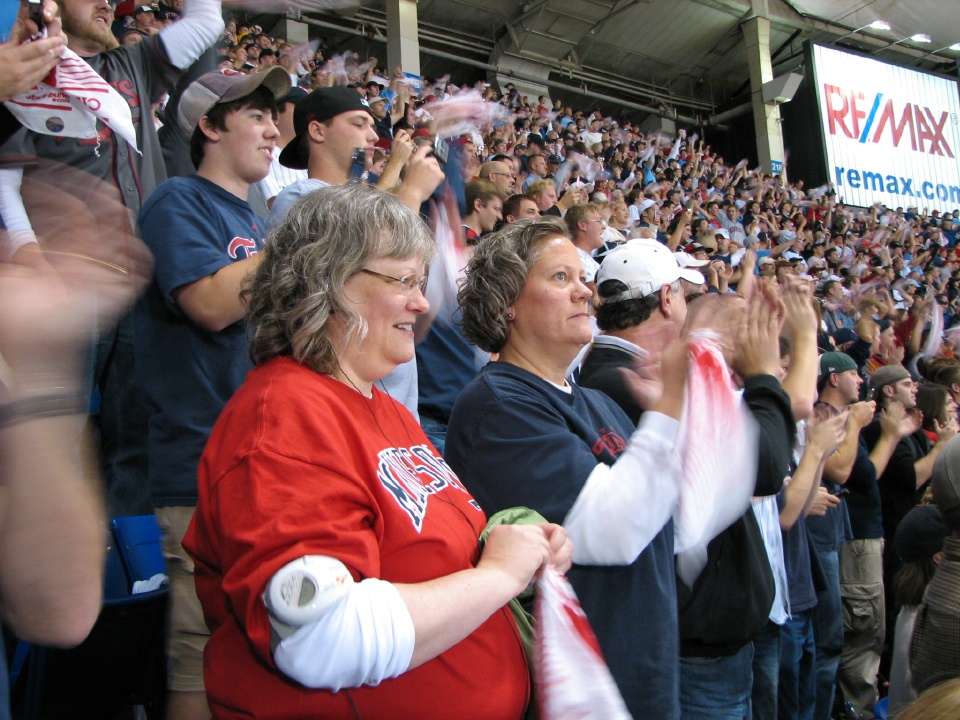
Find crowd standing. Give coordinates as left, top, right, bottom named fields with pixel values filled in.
left=2, top=1, right=960, bottom=719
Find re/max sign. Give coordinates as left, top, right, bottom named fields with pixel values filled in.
left=822, top=84, right=955, bottom=158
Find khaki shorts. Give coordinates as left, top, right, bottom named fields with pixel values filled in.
left=155, top=505, right=209, bottom=693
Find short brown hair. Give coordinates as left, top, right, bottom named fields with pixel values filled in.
left=465, top=179, right=506, bottom=215
left=564, top=203, right=602, bottom=237
left=189, top=85, right=278, bottom=169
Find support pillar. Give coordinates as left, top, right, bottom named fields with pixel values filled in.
left=385, top=0, right=421, bottom=78
left=743, top=15, right=786, bottom=179
left=270, top=18, right=308, bottom=46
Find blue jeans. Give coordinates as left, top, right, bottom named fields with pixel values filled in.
left=751, top=621, right=781, bottom=720
left=812, top=549, right=842, bottom=720
left=680, top=643, right=754, bottom=720
left=779, top=611, right=817, bottom=720
left=419, top=415, right=447, bottom=456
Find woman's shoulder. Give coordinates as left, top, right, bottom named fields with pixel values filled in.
left=466, top=362, right=564, bottom=403
left=217, top=357, right=376, bottom=456
left=458, top=362, right=623, bottom=422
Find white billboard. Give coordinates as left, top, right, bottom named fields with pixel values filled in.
left=810, top=44, right=960, bottom=210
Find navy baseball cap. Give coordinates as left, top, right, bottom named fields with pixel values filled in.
left=278, top=86, right=308, bottom=107
left=894, top=504, right=948, bottom=563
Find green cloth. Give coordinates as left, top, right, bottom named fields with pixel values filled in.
left=479, top=507, right=547, bottom=673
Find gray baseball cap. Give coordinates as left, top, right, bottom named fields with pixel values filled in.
left=177, top=67, right=290, bottom=136
left=869, top=365, right=911, bottom=397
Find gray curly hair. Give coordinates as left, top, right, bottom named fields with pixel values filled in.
left=457, top=216, right=569, bottom=353
left=245, top=184, right=435, bottom=374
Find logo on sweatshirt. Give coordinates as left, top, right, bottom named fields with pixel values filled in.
left=377, top=444, right=480, bottom=531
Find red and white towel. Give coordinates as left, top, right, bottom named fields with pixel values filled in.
left=674, top=334, right=759, bottom=587
left=4, top=45, right=140, bottom=154
left=535, top=565, right=631, bottom=720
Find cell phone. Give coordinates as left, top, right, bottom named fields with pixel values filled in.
left=432, top=135, right=449, bottom=165
left=348, top=148, right=366, bottom=182
left=27, top=0, right=44, bottom=33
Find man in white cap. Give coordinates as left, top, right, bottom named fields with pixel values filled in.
left=580, top=239, right=798, bottom=719
left=576, top=238, right=703, bottom=719
left=134, top=66, right=289, bottom=719
left=674, top=249, right=710, bottom=298
left=133, top=4, right=161, bottom=32
left=579, top=238, right=703, bottom=423
left=635, top=198, right=669, bottom=245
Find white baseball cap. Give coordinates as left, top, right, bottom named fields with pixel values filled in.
left=637, top=198, right=658, bottom=215
left=597, top=239, right=704, bottom=302
left=674, top=250, right=710, bottom=269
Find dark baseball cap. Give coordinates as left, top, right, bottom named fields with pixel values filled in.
left=177, top=67, right=290, bottom=135
left=279, top=86, right=373, bottom=169
left=278, top=86, right=308, bottom=107
left=894, top=504, right=948, bottom=563
left=819, top=352, right=857, bottom=376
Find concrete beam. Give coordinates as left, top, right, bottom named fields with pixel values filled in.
left=385, top=0, right=421, bottom=78
left=743, top=15, right=786, bottom=178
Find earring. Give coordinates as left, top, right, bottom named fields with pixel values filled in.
left=506, top=311, right=515, bottom=320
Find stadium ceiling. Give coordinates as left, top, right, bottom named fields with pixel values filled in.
left=289, top=0, right=960, bottom=125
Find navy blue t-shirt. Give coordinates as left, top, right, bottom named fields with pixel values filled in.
left=135, top=175, right=263, bottom=506
left=446, top=362, right=679, bottom=720
left=416, top=310, right=483, bottom=424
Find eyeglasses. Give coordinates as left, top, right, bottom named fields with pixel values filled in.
left=585, top=219, right=608, bottom=228
left=360, top=268, right=428, bottom=295
left=490, top=171, right=515, bottom=179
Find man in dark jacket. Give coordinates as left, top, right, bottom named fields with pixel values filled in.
left=579, top=245, right=796, bottom=718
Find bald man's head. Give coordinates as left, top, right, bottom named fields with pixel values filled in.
left=478, top=160, right=515, bottom=194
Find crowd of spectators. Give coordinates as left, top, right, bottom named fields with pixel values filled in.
left=3, top=1, right=960, bottom=719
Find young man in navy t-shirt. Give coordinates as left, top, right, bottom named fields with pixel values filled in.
left=134, top=66, right=289, bottom=720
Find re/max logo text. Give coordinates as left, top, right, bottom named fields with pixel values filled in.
left=823, top=84, right=955, bottom=158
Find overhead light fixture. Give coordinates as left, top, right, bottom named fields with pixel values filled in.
left=870, top=33, right=935, bottom=54
left=913, top=42, right=960, bottom=66
left=835, top=19, right=890, bottom=43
